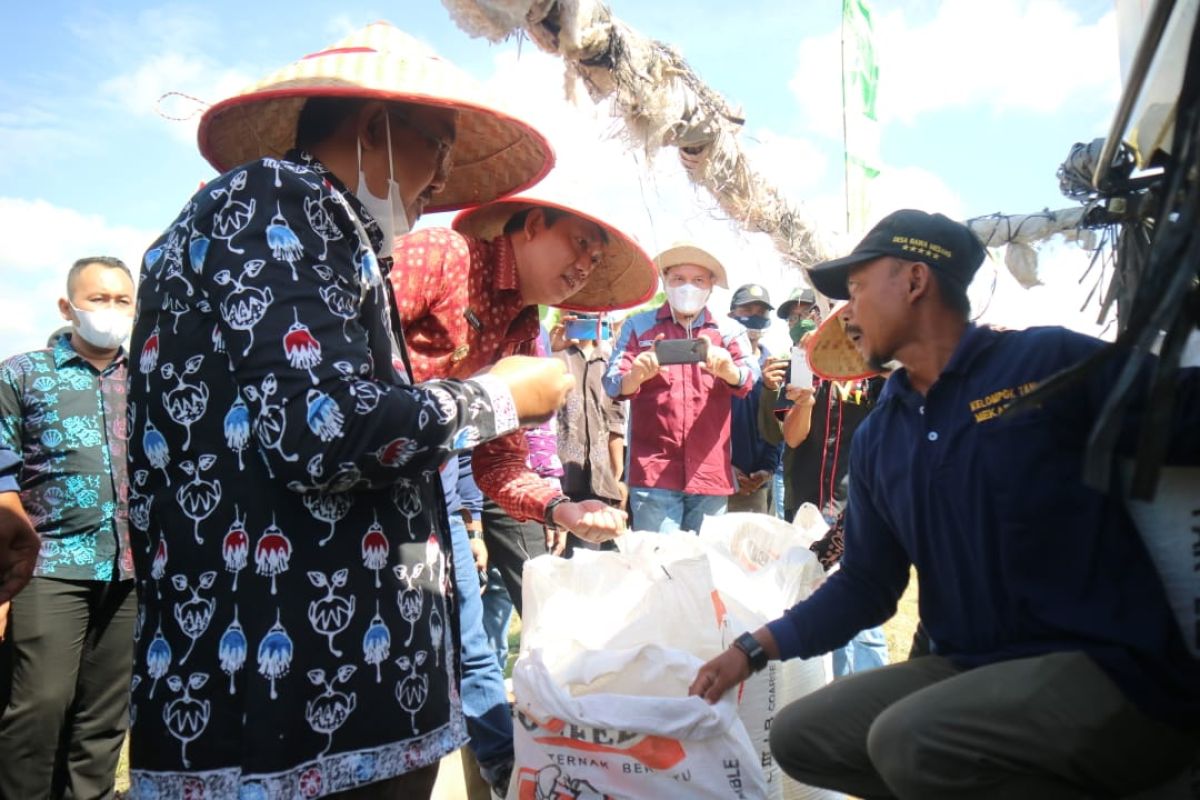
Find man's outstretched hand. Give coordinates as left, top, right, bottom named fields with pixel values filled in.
left=689, top=628, right=781, bottom=703
left=689, top=647, right=752, bottom=703
left=551, top=499, right=627, bottom=544
left=485, top=356, right=575, bottom=426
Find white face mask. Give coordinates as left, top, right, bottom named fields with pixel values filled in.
left=354, top=116, right=411, bottom=254
left=666, top=283, right=710, bottom=315
left=69, top=302, right=133, bottom=349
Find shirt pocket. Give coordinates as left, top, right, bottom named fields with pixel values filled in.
left=977, top=410, right=1064, bottom=513
left=975, top=409, right=1082, bottom=584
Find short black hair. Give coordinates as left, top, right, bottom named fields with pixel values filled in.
left=295, top=97, right=366, bottom=150
left=932, top=268, right=971, bottom=318
left=889, top=258, right=970, bottom=319
left=66, top=256, right=132, bottom=297
left=501, top=207, right=609, bottom=244
left=294, top=97, right=431, bottom=151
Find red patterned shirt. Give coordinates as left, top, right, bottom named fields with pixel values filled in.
left=390, top=227, right=560, bottom=522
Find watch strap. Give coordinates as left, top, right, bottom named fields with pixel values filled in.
left=733, top=631, right=768, bottom=673
left=543, top=496, right=569, bottom=529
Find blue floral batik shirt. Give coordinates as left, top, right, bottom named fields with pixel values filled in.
left=0, top=332, right=133, bottom=581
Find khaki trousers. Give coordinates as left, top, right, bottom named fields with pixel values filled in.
left=769, top=652, right=1198, bottom=799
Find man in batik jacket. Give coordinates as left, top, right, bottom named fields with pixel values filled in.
left=125, top=24, right=562, bottom=800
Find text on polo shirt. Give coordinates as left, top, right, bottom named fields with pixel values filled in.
left=967, top=381, right=1040, bottom=423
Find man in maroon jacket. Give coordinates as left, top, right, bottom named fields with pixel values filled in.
left=604, top=243, right=755, bottom=532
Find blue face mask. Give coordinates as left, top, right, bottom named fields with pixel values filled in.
left=733, top=315, right=770, bottom=331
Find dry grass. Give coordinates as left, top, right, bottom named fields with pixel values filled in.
left=882, top=569, right=921, bottom=663
left=115, top=737, right=129, bottom=795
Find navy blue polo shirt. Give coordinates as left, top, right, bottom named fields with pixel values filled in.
left=767, top=324, right=1200, bottom=727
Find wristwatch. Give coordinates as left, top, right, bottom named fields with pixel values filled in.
left=543, top=496, right=569, bottom=529
left=732, top=631, right=768, bottom=674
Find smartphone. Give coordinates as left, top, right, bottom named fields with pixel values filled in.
left=655, top=337, right=709, bottom=365
left=564, top=318, right=602, bottom=341
left=790, top=346, right=813, bottom=388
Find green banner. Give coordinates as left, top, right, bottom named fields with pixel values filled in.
left=842, top=0, right=881, bottom=237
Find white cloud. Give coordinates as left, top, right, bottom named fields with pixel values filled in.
left=0, top=67, right=91, bottom=172
left=99, top=53, right=225, bottom=114
left=745, top=129, right=831, bottom=198
left=788, top=27, right=844, bottom=142
left=371, top=16, right=1100, bottom=351
left=326, top=13, right=364, bottom=38
left=57, top=6, right=257, bottom=145
left=0, top=198, right=158, bottom=358
left=99, top=54, right=253, bottom=145
left=974, top=239, right=1113, bottom=338
left=869, top=164, right=965, bottom=222
left=790, top=0, right=1119, bottom=134
left=472, top=49, right=846, bottom=269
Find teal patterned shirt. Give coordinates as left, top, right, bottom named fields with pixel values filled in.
left=0, top=333, right=132, bottom=581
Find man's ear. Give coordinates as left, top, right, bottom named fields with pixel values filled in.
left=357, top=102, right=389, bottom=151
left=58, top=297, right=74, bottom=323
left=522, top=208, right=546, bottom=241
left=908, top=261, right=933, bottom=302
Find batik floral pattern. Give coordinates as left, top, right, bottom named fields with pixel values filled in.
left=127, top=152, right=517, bottom=799
left=0, top=335, right=132, bottom=580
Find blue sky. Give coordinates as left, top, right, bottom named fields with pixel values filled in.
left=0, top=1, right=1122, bottom=357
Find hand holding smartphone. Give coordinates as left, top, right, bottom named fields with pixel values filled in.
left=563, top=317, right=601, bottom=342
left=762, top=354, right=789, bottom=391
left=790, top=345, right=813, bottom=388
left=654, top=337, right=708, bottom=365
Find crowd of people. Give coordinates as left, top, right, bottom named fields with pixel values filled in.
left=0, top=19, right=1196, bottom=800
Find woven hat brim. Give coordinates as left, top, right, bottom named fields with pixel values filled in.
left=806, top=305, right=878, bottom=381
left=654, top=244, right=729, bottom=289
left=451, top=199, right=657, bottom=312
left=197, top=30, right=553, bottom=211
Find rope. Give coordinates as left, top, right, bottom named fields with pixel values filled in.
left=444, top=0, right=1120, bottom=292
left=155, top=91, right=210, bottom=122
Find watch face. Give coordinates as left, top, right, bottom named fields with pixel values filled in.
left=736, top=632, right=766, bottom=672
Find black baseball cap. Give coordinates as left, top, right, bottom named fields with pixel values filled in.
left=806, top=209, right=986, bottom=300
left=776, top=287, right=817, bottom=320
left=729, top=283, right=774, bottom=311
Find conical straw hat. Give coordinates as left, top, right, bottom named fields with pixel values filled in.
left=806, top=303, right=878, bottom=381
left=451, top=196, right=657, bottom=312
left=197, top=21, right=554, bottom=212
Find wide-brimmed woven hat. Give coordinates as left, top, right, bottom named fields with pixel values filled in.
left=806, top=303, right=878, bottom=381
left=197, top=22, right=554, bottom=212
left=452, top=197, right=657, bottom=312
left=654, top=242, right=729, bottom=289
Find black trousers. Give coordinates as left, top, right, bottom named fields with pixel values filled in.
left=480, top=496, right=619, bottom=619
left=0, top=576, right=136, bottom=799
left=480, top=500, right=548, bottom=618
